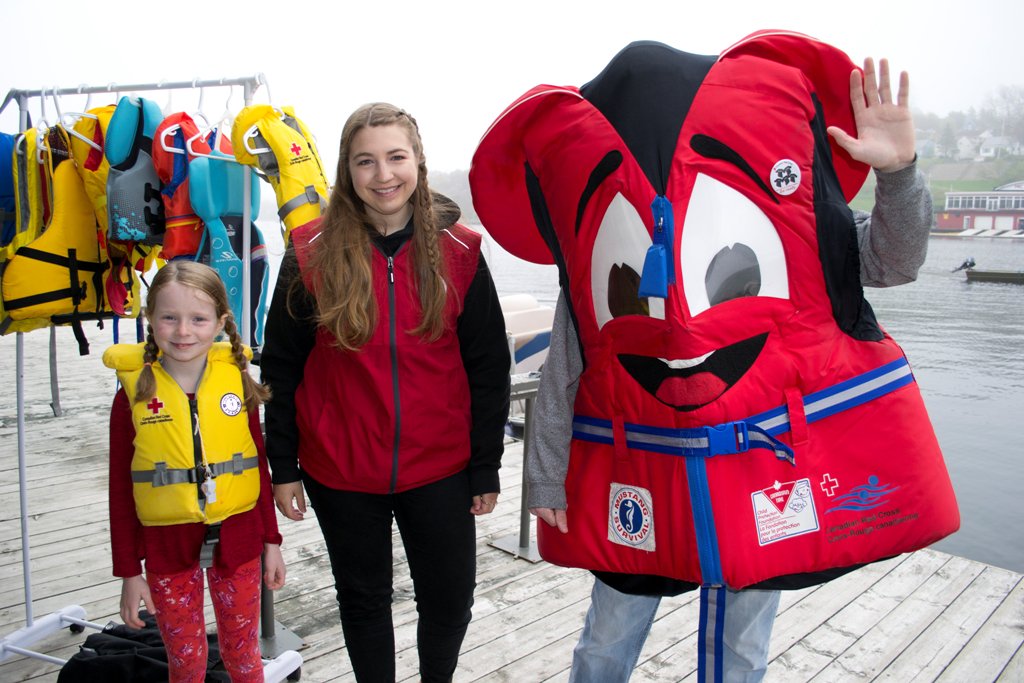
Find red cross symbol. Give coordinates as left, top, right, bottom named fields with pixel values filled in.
left=146, top=397, right=164, bottom=415
left=290, top=142, right=302, bottom=156
left=820, top=473, right=839, bottom=497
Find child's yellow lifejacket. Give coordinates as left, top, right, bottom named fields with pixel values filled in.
left=103, top=342, right=260, bottom=526
left=231, top=105, right=328, bottom=242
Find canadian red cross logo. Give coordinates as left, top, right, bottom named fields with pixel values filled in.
left=290, top=142, right=302, bottom=156
left=146, top=397, right=164, bottom=415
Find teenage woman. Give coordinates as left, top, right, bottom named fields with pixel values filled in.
left=260, top=102, right=510, bottom=683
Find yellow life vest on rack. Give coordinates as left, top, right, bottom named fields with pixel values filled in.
left=103, top=342, right=260, bottom=527
left=1, top=129, right=51, bottom=334
left=1, top=160, right=108, bottom=330
left=231, top=104, right=328, bottom=242
left=69, top=104, right=144, bottom=318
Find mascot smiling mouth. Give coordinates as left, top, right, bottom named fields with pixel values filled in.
left=618, top=333, right=767, bottom=411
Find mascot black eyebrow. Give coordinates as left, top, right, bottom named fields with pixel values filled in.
left=471, top=31, right=958, bottom=590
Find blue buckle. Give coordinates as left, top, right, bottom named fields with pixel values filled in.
left=706, top=422, right=749, bottom=456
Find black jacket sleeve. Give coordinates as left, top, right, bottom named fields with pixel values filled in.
left=259, top=247, right=317, bottom=484
left=457, top=253, right=511, bottom=496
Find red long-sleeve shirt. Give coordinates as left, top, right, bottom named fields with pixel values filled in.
left=108, top=388, right=283, bottom=577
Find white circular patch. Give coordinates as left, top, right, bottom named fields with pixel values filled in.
left=769, top=159, right=801, bottom=196
left=221, top=393, right=243, bottom=416
left=609, top=485, right=654, bottom=548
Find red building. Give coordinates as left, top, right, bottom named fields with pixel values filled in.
left=934, top=181, right=1024, bottom=235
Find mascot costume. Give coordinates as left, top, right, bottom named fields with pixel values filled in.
left=470, top=30, right=959, bottom=600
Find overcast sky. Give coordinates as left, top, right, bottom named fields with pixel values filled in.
left=2, top=0, right=1020, bottom=173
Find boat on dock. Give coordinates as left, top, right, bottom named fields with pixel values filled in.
left=500, top=294, right=554, bottom=373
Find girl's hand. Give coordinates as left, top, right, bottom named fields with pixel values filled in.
left=263, top=543, right=287, bottom=590
left=471, top=492, right=499, bottom=516
left=120, top=575, right=154, bottom=629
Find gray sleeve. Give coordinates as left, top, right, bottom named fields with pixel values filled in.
left=856, top=162, right=933, bottom=288
left=525, top=293, right=582, bottom=510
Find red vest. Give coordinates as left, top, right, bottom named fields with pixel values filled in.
left=470, top=32, right=959, bottom=588
left=290, top=219, right=481, bottom=494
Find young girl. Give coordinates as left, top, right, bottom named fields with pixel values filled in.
left=104, top=260, right=285, bottom=683
left=260, top=103, right=510, bottom=682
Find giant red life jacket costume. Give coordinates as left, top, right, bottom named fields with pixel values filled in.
left=470, top=31, right=959, bottom=589
left=289, top=218, right=482, bottom=494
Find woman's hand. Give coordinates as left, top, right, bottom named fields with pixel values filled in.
left=273, top=481, right=307, bottom=521
left=471, top=492, right=499, bottom=516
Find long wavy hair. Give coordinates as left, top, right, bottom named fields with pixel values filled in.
left=135, top=261, right=270, bottom=411
left=303, top=102, right=449, bottom=350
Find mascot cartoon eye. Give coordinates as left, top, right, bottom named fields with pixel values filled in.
left=680, top=173, right=788, bottom=316
left=591, top=193, right=667, bottom=329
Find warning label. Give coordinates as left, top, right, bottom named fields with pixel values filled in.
left=752, top=478, right=819, bottom=545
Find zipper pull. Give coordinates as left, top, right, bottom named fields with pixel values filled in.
left=387, top=256, right=395, bottom=283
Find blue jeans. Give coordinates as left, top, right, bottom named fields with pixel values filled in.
left=569, top=578, right=780, bottom=683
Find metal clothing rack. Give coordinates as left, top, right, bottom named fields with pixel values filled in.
left=0, top=75, right=302, bottom=682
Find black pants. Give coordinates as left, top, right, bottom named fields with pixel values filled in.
left=302, top=469, right=477, bottom=683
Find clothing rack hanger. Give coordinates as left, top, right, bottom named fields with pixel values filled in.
left=0, top=74, right=302, bottom=682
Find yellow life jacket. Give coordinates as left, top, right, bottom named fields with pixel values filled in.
left=69, top=104, right=143, bottom=318
left=103, top=342, right=260, bottom=526
left=70, top=105, right=117, bottom=232
left=1, top=130, right=51, bottom=333
left=1, top=160, right=109, bottom=344
left=5, top=128, right=46, bottom=262
left=231, top=105, right=328, bottom=242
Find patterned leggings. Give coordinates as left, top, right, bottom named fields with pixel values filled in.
left=147, top=557, right=264, bottom=683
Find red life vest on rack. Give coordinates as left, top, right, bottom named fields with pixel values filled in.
left=470, top=31, right=959, bottom=589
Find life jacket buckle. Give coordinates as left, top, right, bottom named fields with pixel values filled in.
left=706, top=421, right=749, bottom=456
left=199, top=522, right=221, bottom=569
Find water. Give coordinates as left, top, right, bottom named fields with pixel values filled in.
left=480, top=232, right=1024, bottom=574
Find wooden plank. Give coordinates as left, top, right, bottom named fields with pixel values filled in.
left=767, top=549, right=949, bottom=680
left=813, top=554, right=982, bottom=681
left=937, top=578, right=1024, bottom=682
left=875, top=565, right=1022, bottom=681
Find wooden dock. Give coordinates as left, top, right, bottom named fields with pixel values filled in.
left=1, top=326, right=1022, bottom=682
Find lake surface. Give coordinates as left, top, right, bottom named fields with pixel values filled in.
left=481, top=232, right=1024, bottom=574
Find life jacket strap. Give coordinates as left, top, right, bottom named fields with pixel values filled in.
left=574, top=414, right=794, bottom=463
left=277, top=185, right=327, bottom=222
left=131, top=454, right=257, bottom=487
left=572, top=356, right=914, bottom=462
left=199, top=522, right=221, bottom=569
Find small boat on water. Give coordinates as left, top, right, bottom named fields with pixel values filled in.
left=965, top=268, right=1024, bottom=284
left=952, top=258, right=1024, bottom=284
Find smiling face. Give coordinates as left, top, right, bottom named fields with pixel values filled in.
left=471, top=38, right=872, bottom=422
left=150, top=281, right=226, bottom=376
left=348, top=123, right=418, bottom=233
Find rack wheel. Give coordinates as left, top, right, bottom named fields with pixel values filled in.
left=69, top=623, right=85, bottom=634
left=287, top=668, right=301, bottom=681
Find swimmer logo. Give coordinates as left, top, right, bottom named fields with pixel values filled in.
left=608, top=484, right=655, bottom=551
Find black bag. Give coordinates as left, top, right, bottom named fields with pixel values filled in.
left=57, top=611, right=230, bottom=683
